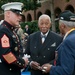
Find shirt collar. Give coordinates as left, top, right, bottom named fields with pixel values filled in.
left=2, top=21, right=15, bottom=31
left=41, top=30, right=49, bottom=37
left=63, top=28, right=75, bottom=40
left=63, top=32, right=68, bottom=40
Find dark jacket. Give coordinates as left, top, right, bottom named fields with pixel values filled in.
left=24, top=28, right=31, bottom=35
left=0, top=21, right=26, bottom=75
left=50, top=30, right=75, bottom=75
left=25, top=31, right=63, bottom=75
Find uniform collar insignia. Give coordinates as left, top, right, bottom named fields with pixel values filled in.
left=2, top=21, right=15, bottom=31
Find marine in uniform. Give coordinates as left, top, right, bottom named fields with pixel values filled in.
left=0, top=2, right=28, bottom=75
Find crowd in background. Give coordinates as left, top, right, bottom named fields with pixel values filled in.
left=14, top=24, right=32, bottom=54
left=0, top=2, right=75, bottom=75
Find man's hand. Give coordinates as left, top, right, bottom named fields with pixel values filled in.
left=22, top=54, right=30, bottom=66
left=30, top=61, right=41, bottom=70
left=41, top=63, right=52, bottom=73
left=23, top=58, right=29, bottom=66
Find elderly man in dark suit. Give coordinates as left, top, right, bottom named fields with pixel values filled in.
left=25, top=14, right=62, bottom=75
left=41, top=11, right=75, bottom=75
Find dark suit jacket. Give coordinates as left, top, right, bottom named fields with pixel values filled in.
left=25, top=31, right=62, bottom=75
left=24, top=28, right=31, bottom=35
left=50, top=30, right=75, bottom=75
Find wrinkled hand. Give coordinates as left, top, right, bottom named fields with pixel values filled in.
left=30, top=61, right=41, bottom=70
left=41, top=63, right=52, bottom=73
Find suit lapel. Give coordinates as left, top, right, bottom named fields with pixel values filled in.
left=35, top=32, right=43, bottom=54
left=37, top=33, right=42, bottom=49
left=39, top=31, right=55, bottom=52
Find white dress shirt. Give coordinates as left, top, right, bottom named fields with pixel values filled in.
left=41, top=30, right=49, bottom=43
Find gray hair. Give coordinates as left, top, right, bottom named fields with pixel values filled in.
left=59, top=20, right=75, bottom=27
left=38, top=14, right=51, bottom=24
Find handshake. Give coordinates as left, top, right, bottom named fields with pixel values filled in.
left=30, top=61, right=52, bottom=73
left=22, top=55, right=52, bottom=73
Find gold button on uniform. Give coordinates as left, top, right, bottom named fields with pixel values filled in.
left=14, top=47, right=18, bottom=51
left=19, top=63, right=21, bottom=65
left=17, top=61, right=19, bottom=63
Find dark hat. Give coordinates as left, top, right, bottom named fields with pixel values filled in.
left=59, top=10, right=75, bottom=22
left=1, top=2, right=23, bottom=15
left=9, top=9, right=22, bottom=15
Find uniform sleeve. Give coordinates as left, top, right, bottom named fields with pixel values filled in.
left=0, top=31, right=26, bottom=68
left=50, top=39, right=75, bottom=75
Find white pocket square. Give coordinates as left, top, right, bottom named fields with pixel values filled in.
left=51, top=43, right=56, bottom=47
